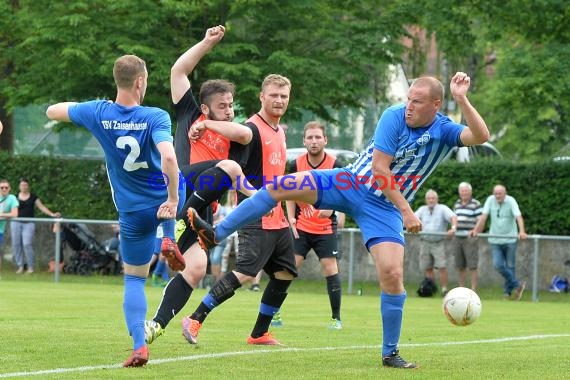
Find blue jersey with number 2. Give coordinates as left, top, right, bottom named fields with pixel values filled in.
left=69, top=100, right=173, bottom=212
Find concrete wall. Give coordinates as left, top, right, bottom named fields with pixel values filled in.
left=298, top=230, right=570, bottom=293
left=3, top=223, right=569, bottom=295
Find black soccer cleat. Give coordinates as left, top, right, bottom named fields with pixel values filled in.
left=382, top=350, right=418, bottom=369
left=187, top=207, right=218, bottom=250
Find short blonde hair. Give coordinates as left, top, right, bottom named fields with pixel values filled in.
left=411, top=76, right=444, bottom=101
left=261, top=74, right=291, bottom=91
left=113, top=55, right=146, bottom=89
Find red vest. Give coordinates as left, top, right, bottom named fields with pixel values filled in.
left=189, top=114, right=230, bottom=164
left=247, top=114, right=288, bottom=230
left=295, top=152, right=337, bottom=234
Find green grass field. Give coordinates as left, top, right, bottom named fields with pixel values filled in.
left=0, top=271, right=568, bottom=379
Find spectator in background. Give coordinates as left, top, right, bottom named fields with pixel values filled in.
left=209, top=193, right=232, bottom=282
left=450, top=182, right=482, bottom=291
left=1, top=179, right=19, bottom=277
left=414, top=189, right=456, bottom=296
left=11, top=178, right=60, bottom=274
left=471, top=184, right=527, bottom=300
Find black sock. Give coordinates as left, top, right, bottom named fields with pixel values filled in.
left=153, top=273, right=193, bottom=328
left=177, top=167, right=231, bottom=220
left=191, top=271, right=242, bottom=323
left=251, top=278, right=292, bottom=338
left=326, top=273, right=342, bottom=320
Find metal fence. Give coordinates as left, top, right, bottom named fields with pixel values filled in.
left=338, top=228, right=570, bottom=302
left=3, top=217, right=118, bottom=282
left=3, top=217, right=569, bottom=302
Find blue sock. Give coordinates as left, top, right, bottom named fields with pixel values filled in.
left=160, top=260, right=170, bottom=281
left=380, top=291, right=406, bottom=357
left=153, top=259, right=165, bottom=277
left=123, top=275, right=148, bottom=349
left=215, top=189, right=277, bottom=241
left=161, top=219, right=175, bottom=239
left=260, top=303, right=280, bottom=316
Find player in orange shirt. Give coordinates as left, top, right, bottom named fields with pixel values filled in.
left=184, top=74, right=295, bottom=346
left=144, top=25, right=255, bottom=345
left=285, top=121, right=345, bottom=330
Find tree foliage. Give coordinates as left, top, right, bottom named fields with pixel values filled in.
left=1, top=0, right=410, bottom=127
left=2, top=0, right=570, bottom=160
left=409, top=0, right=570, bottom=160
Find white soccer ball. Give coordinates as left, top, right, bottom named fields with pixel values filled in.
left=442, top=287, right=482, bottom=326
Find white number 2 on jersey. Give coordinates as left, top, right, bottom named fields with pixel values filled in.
left=116, top=136, right=149, bottom=172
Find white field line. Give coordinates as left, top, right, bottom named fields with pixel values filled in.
left=1, top=334, right=569, bottom=378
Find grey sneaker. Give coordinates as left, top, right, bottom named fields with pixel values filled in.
left=382, top=350, right=418, bottom=369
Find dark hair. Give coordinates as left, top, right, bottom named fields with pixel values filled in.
left=199, top=79, right=235, bottom=107
left=19, top=177, right=29, bottom=184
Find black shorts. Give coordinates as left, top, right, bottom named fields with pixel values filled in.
left=235, top=227, right=297, bottom=278
left=294, top=229, right=339, bottom=260
left=180, top=160, right=221, bottom=201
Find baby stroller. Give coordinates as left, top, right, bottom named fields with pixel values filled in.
left=62, top=223, right=121, bottom=275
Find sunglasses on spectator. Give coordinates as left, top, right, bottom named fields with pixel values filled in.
left=0, top=186, right=9, bottom=189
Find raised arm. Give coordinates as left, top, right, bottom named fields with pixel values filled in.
left=171, top=25, right=226, bottom=104
left=450, top=72, right=490, bottom=146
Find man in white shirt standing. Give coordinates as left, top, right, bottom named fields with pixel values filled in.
left=415, top=189, right=457, bottom=296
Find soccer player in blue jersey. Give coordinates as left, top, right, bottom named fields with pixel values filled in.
left=46, top=54, right=184, bottom=367
left=189, top=72, right=490, bottom=369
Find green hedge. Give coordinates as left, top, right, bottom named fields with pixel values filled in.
left=1, top=152, right=117, bottom=220
left=2, top=153, right=569, bottom=235
left=410, top=159, right=570, bottom=236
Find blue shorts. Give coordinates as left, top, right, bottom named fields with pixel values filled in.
left=152, top=219, right=176, bottom=255
left=311, top=168, right=404, bottom=250
left=120, top=188, right=185, bottom=266
left=152, top=237, right=161, bottom=255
